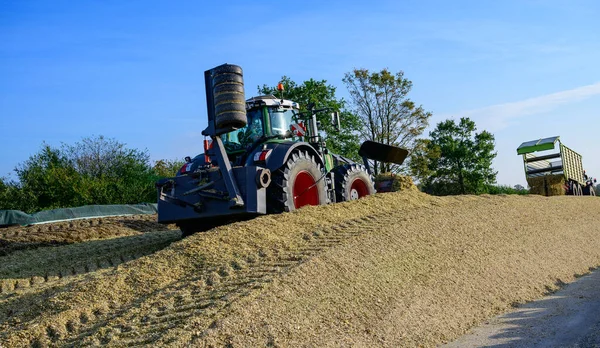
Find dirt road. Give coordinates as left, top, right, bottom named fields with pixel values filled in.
left=444, top=269, right=600, bottom=347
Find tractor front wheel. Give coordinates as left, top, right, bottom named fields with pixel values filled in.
left=333, top=164, right=376, bottom=202
left=268, top=151, right=328, bottom=213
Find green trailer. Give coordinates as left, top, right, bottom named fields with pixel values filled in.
left=517, top=136, right=594, bottom=196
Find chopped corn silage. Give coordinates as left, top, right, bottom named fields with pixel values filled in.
left=1, top=188, right=600, bottom=347
left=527, top=175, right=566, bottom=196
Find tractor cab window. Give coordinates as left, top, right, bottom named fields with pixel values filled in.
left=220, top=108, right=264, bottom=152
left=269, top=108, right=295, bottom=137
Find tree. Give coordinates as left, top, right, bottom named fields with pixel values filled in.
left=343, top=68, right=431, bottom=174
left=6, top=136, right=158, bottom=213
left=0, top=177, right=28, bottom=211
left=14, top=144, right=84, bottom=211
left=62, top=135, right=156, bottom=205
left=410, top=117, right=497, bottom=195
left=153, top=159, right=185, bottom=178
left=409, top=138, right=441, bottom=188
left=258, top=76, right=362, bottom=160
left=63, top=135, right=150, bottom=180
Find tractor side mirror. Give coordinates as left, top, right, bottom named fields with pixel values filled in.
left=331, top=112, right=340, bottom=132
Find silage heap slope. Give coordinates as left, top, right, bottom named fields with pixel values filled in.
left=2, top=190, right=600, bottom=347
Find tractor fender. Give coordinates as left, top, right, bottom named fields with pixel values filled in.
left=248, top=142, right=325, bottom=172
left=176, top=153, right=207, bottom=176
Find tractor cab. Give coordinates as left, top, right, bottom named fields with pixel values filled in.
left=220, top=95, right=301, bottom=153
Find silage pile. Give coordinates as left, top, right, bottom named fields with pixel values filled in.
left=527, top=174, right=566, bottom=196
left=0, top=214, right=177, bottom=255
left=374, top=173, right=415, bottom=192
left=2, top=189, right=600, bottom=347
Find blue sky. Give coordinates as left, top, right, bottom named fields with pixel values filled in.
left=1, top=0, right=599, bottom=187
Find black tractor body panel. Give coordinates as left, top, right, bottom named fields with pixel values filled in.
left=156, top=165, right=267, bottom=225
left=253, top=141, right=326, bottom=172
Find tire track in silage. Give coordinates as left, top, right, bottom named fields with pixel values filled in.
left=0, top=230, right=182, bottom=296
left=56, top=212, right=400, bottom=347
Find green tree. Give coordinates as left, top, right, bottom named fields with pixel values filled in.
left=485, top=184, right=528, bottom=195
left=64, top=135, right=150, bottom=179
left=409, top=138, right=440, bottom=188
left=14, top=144, right=84, bottom=212
left=343, top=68, right=431, bottom=174
left=411, top=117, right=497, bottom=195
left=5, top=136, right=158, bottom=212
left=258, top=76, right=362, bottom=160
left=153, top=159, right=185, bottom=178
left=0, top=177, right=28, bottom=211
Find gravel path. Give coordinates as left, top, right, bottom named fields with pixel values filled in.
left=444, top=270, right=600, bottom=348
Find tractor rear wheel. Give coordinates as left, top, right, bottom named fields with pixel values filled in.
left=268, top=150, right=328, bottom=213
left=332, top=164, right=375, bottom=202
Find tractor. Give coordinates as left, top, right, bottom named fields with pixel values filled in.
left=156, top=64, right=408, bottom=235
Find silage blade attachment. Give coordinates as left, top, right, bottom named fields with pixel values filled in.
left=359, top=141, right=409, bottom=165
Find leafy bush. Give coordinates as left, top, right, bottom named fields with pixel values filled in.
left=484, top=184, right=529, bottom=195
left=0, top=136, right=184, bottom=213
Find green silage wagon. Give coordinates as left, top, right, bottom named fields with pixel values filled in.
left=517, top=136, right=595, bottom=196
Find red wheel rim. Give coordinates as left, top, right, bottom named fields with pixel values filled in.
left=293, top=171, right=319, bottom=208
left=349, top=178, right=370, bottom=200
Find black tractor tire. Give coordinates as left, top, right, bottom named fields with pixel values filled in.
left=268, top=150, right=328, bottom=213
left=178, top=220, right=219, bottom=238
left=332, top=164, right=376, bottom=202
left=214, top=102, right=247, bottom=130
left=211, top=64, right=246, bottom=130
left=179, top=223, right=198, bottom=238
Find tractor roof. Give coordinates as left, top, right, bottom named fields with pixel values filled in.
left=246, top=95, right=300, bottom=110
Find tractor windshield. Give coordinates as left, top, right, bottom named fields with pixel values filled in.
left=220, top=106, right=297, bottom=152
left=220, top=109, right=264, bottom=152
left=269, top=108, right=295, bottom=137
